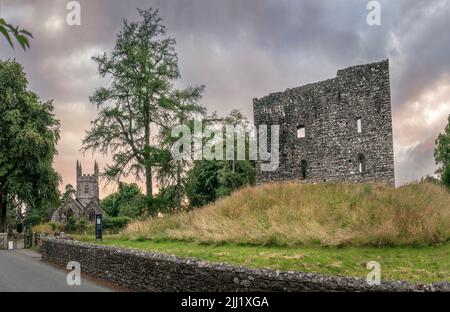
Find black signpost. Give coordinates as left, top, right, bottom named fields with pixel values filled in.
left=95, top=214, right=102, bottom=242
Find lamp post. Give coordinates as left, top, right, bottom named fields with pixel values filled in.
left=95, top=214, right=102, bottom=242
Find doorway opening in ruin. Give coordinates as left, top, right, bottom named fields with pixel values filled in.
left=300, top=160, right=308, bottom=179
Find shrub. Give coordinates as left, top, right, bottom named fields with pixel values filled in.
left=64, top=217, right=77, bottom=232
left=101, top=183, right=146, bottom=218
left=77, top=219, right=87, bottom=232
left=103, top=216, right=131, bottom=232
left=23, top=214, right=42, bottom=227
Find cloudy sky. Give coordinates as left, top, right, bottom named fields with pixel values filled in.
left=1, top=0, right=449, bottom=196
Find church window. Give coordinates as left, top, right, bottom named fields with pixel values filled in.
left=357, top=118, right=362, bottom=133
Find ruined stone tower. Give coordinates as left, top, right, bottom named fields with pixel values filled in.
left=76, top=160, right=99, bottom=206
left=253, top=60, right=395, bottom=185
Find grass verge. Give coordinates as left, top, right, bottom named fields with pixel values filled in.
left=74, top=235, right=450, bottom=283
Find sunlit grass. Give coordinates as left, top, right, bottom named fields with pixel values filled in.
left=123, top=182, right=450, bottom=247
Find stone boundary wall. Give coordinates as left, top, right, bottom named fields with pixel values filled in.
left=41, top=238, right=449, bottom=292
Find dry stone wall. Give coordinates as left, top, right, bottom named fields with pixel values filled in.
left=41, top=238, right=449, bottom=292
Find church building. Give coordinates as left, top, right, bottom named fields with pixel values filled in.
left=52, top=161, right=104, bottom=223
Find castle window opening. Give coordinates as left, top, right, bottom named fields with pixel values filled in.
left=358, top=153, right=366, bottom=174
left=84, top=184, right=89, bottom=194
left=297, top=125, right=306, bottom=138
left=357, top=118, right=362, bottom=133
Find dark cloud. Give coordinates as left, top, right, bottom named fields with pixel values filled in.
left=1, top=0, right=449, bottom=192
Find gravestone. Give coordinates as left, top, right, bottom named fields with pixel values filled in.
left=0, top=233, right=7, bottom=250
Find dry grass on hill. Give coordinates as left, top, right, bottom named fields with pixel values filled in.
left=124, top=182, right=450, bottom=247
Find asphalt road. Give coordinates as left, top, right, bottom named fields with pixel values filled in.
left=0, top=249, right=112, bottom=292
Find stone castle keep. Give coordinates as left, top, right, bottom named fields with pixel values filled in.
left=52, top=161, right=104, bottom=223
left=253, top=60, right=395, bottom=185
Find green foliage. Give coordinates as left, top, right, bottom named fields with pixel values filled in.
left=77, top=219, right=87, bottom=232
left=153, top=185, right=184, bottom=213
left=184, top=110, right=256, bottom=208
left=185, top=159, right=255, bottom=208
left=156, top=88, right=207, bottom=212
left=0, top=18, right=32, bottom=50
left=216, top=160, right=256, bottom=198
left=64, top=217, right=77, bottom=232
left=103, top=216, right=131, bottom=232
left=185, top=160, right=222, bottom=208
left=0, top=60, right=61, bottom=232
left=23, top=211, right=43, bottom=227
left=440, top=164, right=450, bottom=188
left=61, top=184, right=76, bottom=204
left=61, top=218, right=89, bottom=233
left=101, top=182, right=146, bottom=218
left=82, top=8, right=205, bottom=214
left=435, top=114, right=450, bottom=188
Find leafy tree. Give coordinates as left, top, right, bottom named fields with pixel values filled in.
left=216, top=160, right=255, bottom=198
left=61, top=184, right=76, bottom=203
left=185, top=110, right=256, bottom=208
left=152, top=185, right=183, bottom=213
left=83, top=8, right=203, bottom=214
left=101, top=182, right=146, bottom=218
left=185, top=159, right=255, bottom=208
left=0, top=60, right=60, bottom=232
left=157, top=88, right=206, bottom=211
left=0, top=18, right=32, bottom=50
left=435, top=114, right=450, bottom=188
left=185, top=160, right=222, bottom=208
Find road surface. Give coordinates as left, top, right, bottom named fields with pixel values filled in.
left=0, top=249, right=112, bottom=292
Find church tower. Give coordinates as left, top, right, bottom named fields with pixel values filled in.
left=76, top=160, right=100, bottom=207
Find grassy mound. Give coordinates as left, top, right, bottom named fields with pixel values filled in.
left=124, top=182, right=450, bottom=247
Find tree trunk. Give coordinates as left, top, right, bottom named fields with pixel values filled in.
left=0, top=186, right=7, bottom=233
left=144, top=115, right=153, bottom=214
left=145, top=163, right=153, bottom=214
left=176, top=161, right=182, bottom=212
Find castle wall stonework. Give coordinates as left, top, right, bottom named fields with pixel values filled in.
left=253, top=60, right=395, bottom=185
left=41, top=238, right=449, bottom=292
